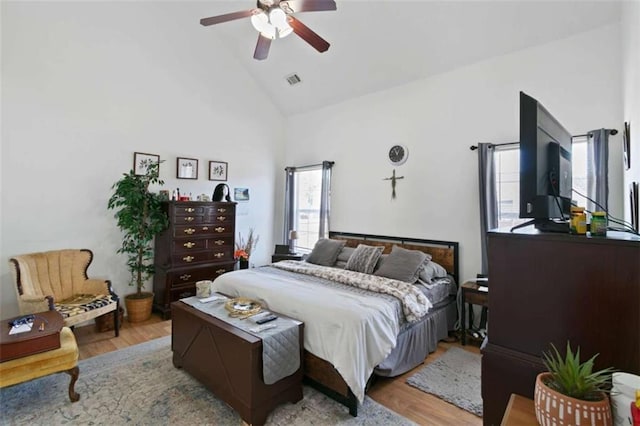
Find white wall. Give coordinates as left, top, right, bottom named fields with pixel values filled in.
left=622, top=1, right=640, bottom=223
left=284, top=24, right=623, bottom=283
left=1, top=2, right=284, bottom=319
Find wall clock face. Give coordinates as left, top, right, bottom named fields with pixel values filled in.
left=388, top=144, right=408, bottom=166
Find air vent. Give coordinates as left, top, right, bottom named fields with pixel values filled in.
left=285, top=73, right=302, bottom=86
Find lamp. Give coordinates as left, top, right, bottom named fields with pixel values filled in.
left=250, top=6, right=293, bottom=40
left=288, top=230, right=298, bottom=254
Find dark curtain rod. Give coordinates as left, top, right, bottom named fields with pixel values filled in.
left=469, top=128, right=618, bottom=151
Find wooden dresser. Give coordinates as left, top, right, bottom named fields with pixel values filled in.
left=481, top=229, right=640, bottom=425
left=153, top=201, right=236, bottom=319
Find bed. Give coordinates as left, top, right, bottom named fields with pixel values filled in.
left=212, top=231, right=459, bottom=416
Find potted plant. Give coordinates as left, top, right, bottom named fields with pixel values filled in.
left=108, top=161, right=168, bottom=322
left=234, top=228, right=259, bottom=269
left=535, top=342, right=615, bottom=426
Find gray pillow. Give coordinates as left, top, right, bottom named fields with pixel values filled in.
left=306, top=238, right=346, bottom=266
left=336, top=246, right=356, bottom=263
left=373, top=245, right=428, bottom=283
left=345, top=244, right=384, bottom=274
left=419, top=260, right=449, bottom=283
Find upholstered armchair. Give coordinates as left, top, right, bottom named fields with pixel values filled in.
left=9, top=249, right=120, bottom=337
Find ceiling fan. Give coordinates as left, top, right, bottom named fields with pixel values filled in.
left=200, top=0, right=337, bottom=60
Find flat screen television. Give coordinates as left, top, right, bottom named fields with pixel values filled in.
left=516, top=91, right=572, bottom=232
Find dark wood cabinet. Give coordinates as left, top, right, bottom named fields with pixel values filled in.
left=481, top=229, right=640, bottom=426
left=153, top=201, right=236, bottom=319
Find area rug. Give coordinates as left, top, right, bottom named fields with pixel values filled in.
left=0, top=336, right=415, bottom=426
left=406, top=347, right=482, bottom=417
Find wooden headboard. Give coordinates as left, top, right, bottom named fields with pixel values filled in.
left=328, top=231, right=460, bottom=283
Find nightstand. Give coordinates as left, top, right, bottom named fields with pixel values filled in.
left=461, top=281, right=489, bottom=345
left=271, top=253, right=304, bottom=263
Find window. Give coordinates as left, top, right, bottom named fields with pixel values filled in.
left=284, top=162, right=334, bottom=253
left=493, top=142, right=587, bottom=228
left=292, top=168, right=322, bottom=251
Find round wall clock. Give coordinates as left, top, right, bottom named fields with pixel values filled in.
left=388, top=144, right=408, bottom=166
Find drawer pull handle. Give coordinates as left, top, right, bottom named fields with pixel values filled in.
left=179, top=274, right=191, bottom=281
left=217, top=216, right=226, bottom=221
left=202, top=226, right=209, bottom=231
left=216, top=269, right=226, bottom=274
left=186, top=208, right=195, bottom=213
left=214, top=252, right=224, bottom=258
left=217, top=208, right=227, bottom=213
left=183, top=256, right=195, bottom=262
left=215, top=227, right=225, bottom=233
left=184, top=228, right=195, bottom=235
left=185, top=217, right=194, bottom=222
left=214, top=240, right=225, bottom=246
left=183, top=242, right=195, bottom=248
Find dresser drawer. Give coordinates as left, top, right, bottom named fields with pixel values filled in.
left=173, top=239, right=207, bottom=253
left=168, top=263, right=235, bottom=288
left=173, top=215, right=204, bottom=225
left=206, top=204, right=235, bottom=216
left=171, top=251, right=211, bottom=266
left=170, top=285, right=197, bottom=303
left=207, top=236, right=233, bottom=249
left=173, top=205, right=205, bottom=216
left=174, top=224, right=233, bottom=237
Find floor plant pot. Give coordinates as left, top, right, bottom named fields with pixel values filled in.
left=125, top=292, right=154, bottom=323
left=534, top=372, right=612, bottom=426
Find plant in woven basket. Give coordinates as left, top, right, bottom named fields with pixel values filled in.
left=108, top=160, right=169, bottom=298
left=542, top=342, right=615, bottom=401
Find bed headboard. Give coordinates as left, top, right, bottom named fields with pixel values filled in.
left=328, top=231, right=460, bottom=283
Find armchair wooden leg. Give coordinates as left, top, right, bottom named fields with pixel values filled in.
left=113, top=305, right=120, bottom=338
left=65, top=366, right=80, bottom=402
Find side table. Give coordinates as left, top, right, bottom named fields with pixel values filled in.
left=461, top=281, right=489, bottom=345
left=271, top=253, right=304, bottom=263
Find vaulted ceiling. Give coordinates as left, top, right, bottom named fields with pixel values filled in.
left=196, top=1, right=621, bottom=116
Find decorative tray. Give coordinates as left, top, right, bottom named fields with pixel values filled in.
left=224, top=297, right=262, bottom=318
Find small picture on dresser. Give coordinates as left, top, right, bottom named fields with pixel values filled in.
left=234, top=188, right=249, bottom=202
left=177, top=157, right=198, bottom=179
left=133, top=152, right=160, bottom=176
left=209, top=161, right=228, bottom=181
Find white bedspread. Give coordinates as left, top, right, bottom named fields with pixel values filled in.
left=212, top=266, right=401, bottom=402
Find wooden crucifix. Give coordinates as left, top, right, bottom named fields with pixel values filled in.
left=383, top=169, right=404, bottom=199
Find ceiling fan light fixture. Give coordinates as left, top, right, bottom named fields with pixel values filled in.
left=269, top=7, right=288, bottom=28
left=250, top=11, right=270, bottom=32
left=278, top=24, right=293, bottom=38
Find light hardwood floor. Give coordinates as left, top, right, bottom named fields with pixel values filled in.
left=74, top=314, right=482, bottom=426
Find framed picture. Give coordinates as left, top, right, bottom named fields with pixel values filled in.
left=209, top=161, right=228, bottom=181
left=623, top=121, right=631, bottom=171
left=133, top=152, right=160, bottom=176
left=234, top=187, right=249, bottom=202
left=177, top=157, right=198, bottom=179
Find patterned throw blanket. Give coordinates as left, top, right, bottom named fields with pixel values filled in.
left=272, top=261, right=432, bottom=322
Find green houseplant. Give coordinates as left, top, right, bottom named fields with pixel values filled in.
left=535, top=342, right=615, bottom=426
left=108, top=161, right=168, bottom=322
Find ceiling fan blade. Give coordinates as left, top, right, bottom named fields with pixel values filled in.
left=281, top=0, right=336, bottom=13
left=288, top=16, right=330, bottom=53
left=200, top=9, right=254, bottom=26
left=254, top=34, right=272, bottom=60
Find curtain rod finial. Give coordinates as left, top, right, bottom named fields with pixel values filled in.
left=470, top=146, right=478, bottom=151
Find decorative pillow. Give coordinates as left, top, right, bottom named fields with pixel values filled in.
left=336, top=246, right=356, bottom=263
left=345, top=244, right=384, bottom=274
left=373, top=245, right=429, bottom=283
left=418, top=260, right=449, bottom=283
left=306, top=238, right=346, bottom=266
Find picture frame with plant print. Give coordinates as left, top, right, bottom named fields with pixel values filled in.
left=133, top=152, right=160, bottom=176
left=209, top=161, right=228, bottom=181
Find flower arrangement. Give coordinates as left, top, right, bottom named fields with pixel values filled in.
left=235, top=228, right=259, bottom=260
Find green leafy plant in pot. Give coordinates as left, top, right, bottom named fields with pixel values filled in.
left=535, top=342, right=615, bottom=426
left=108, top=161, right=168, bottom=323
